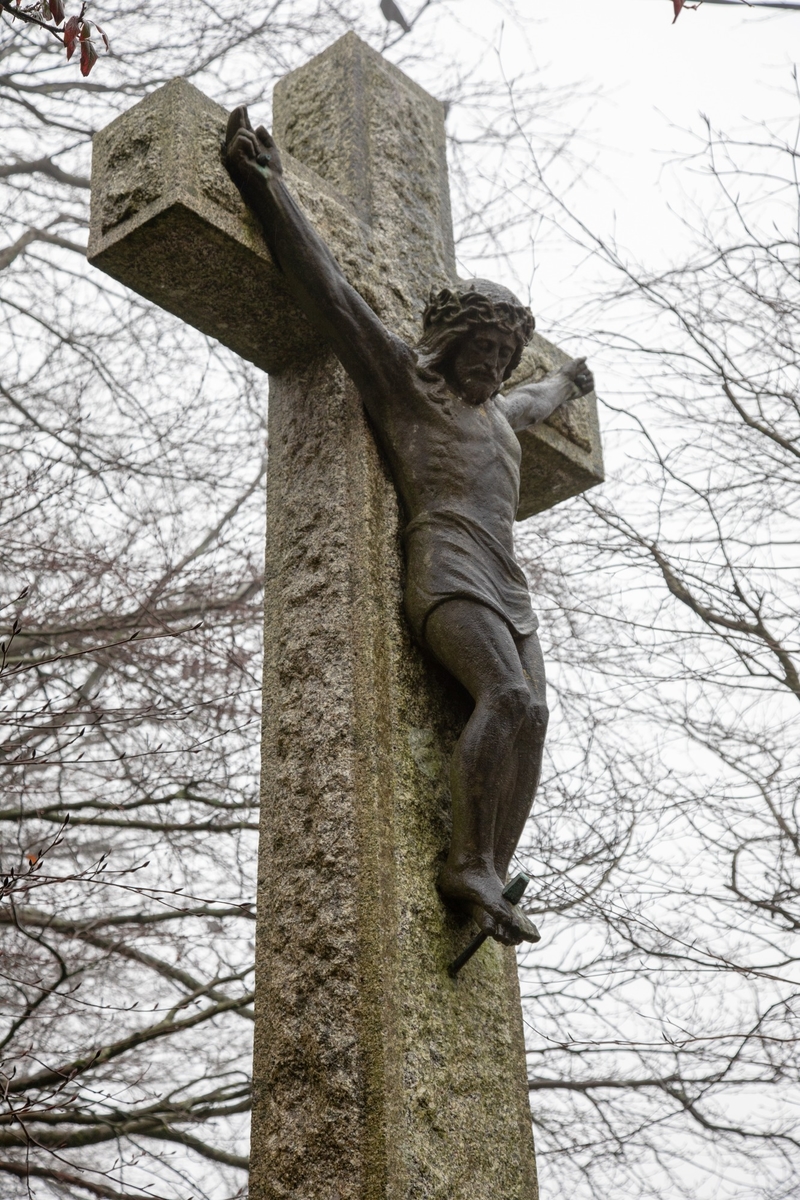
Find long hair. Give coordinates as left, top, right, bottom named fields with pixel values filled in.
left=416, top=279, right=535, bottom=384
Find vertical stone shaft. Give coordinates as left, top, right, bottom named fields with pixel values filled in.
left=252, top=34, right=538, bottom=1200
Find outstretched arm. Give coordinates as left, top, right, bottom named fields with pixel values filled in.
left=498, top=357, right=595, bottom=432
left=225, top=107, right=405, bottom=396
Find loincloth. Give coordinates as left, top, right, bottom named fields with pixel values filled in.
left=402, top=509, right=538, bottom=645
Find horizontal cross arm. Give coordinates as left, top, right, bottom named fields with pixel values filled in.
left=88, top=77, right=374, bottom=375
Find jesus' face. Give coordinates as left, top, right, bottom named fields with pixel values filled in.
left=446, top=325, right=519, bottom=407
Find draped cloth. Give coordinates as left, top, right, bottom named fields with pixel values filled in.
left=402, top=508, right=538, bottom=645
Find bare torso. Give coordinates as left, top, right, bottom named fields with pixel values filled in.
left=362, top=352, right=522, bottom=547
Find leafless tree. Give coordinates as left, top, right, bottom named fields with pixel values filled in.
left=510, top=88, right=800, bottom=1200
left=0, top=4, right=578, bottom=1198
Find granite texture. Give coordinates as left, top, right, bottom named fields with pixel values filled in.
left=88, top=77, right=369, bottom=375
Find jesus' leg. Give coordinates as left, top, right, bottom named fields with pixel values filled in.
left=423, top=597, right=543, bottom=944
left=492, top=631, right=548, bottom=882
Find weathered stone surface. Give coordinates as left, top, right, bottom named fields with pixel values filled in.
left=88, top=77, right=369, bottom=375
left=272, top=32, right=456, bottom=334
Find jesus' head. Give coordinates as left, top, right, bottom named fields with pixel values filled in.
left=417, top=280, right=535, bottom=405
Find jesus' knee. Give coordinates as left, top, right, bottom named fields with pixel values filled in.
left=490, top=683, right=544, bottom=737
left=529, top=699, right=549, bottom=740
left=520, top=699, right=548, bottom=753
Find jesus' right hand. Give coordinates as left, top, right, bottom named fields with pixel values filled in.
left=225, top=105, right=284, bottom=192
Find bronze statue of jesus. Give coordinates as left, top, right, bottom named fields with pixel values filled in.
left=226, top=107, right=594, bottom=949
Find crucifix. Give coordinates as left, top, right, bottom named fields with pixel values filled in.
left=89, top=33, right=603, bottom=1200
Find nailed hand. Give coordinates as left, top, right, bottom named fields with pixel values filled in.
left=562, top=356, right=594, bottom=397
left=225, top=105, right=284, bottom=188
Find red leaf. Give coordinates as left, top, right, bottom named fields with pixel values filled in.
left=79, top=22, right=97, bottom=76
left=64, top=14, right=80, bottom=59
left=48, top=0, right=65, bottom=22
left=94, top=20, right=109, bottom=51
left=672, top=0, right=699, bottom=20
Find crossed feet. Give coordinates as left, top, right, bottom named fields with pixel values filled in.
left=438, top=860, right=541, bottom=946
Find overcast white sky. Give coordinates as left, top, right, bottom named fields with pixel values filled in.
left=410, top=0, right=800, bottom=310
left=517, top=0, right=799, bottom=245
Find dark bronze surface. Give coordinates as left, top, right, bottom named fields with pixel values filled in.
left=448, top=872, right=538, bottom=977
left=225, top=106, right=594, bottom=948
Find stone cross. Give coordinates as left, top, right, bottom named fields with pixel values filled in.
left=89, top=34, right=602, bottom=1200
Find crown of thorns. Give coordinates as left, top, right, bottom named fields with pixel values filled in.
left=422, top=282, right=535, bottom=346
